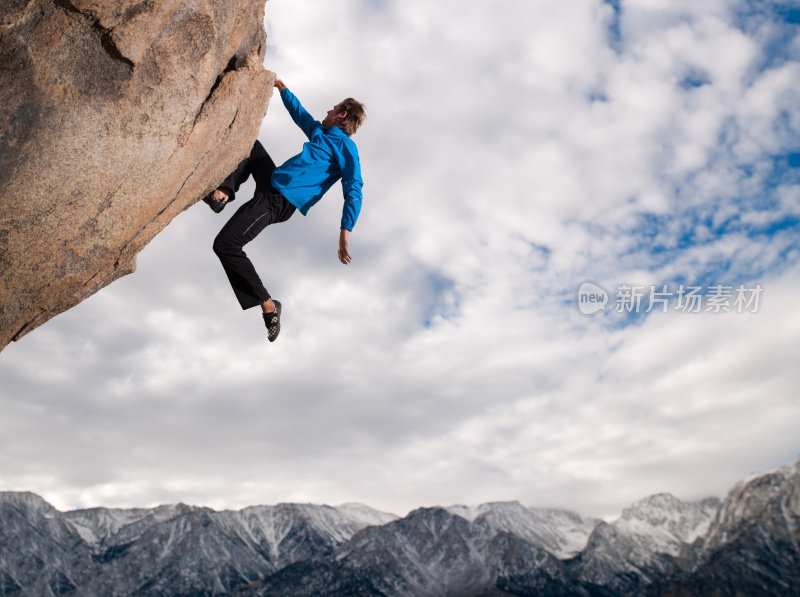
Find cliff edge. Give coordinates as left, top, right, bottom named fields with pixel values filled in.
left=0, top=0, right=274, bottom=350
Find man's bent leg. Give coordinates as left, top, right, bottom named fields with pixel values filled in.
left=249, top=141, right=278, bottom=194
left=218, top=140, right=278, bottom=200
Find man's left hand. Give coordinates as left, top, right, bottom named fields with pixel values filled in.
left=338, top=228, right=352, bottom=264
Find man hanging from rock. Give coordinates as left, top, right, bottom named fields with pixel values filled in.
left=203, top=78, right=366, bottom=342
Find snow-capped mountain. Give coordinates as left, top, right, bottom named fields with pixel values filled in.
left=664, top=458, right=800, bottom=597
left=245, top=505, right=584, bottom=597
left=243, top=496, right=719, bottom=597
left=447, top=502, right=600, bottom=559
left=570, top=493, right=721, bottom=595
left=0, top=496, right=395, bottom=596
left=1, top=458, right=798, bottom=596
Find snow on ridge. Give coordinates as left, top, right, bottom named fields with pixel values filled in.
left=63, top=507, right=154, bottom=547
left=446, top=501, right=534, bottom=522
left=444, top=501, right=599, bottom=559
left=0, top=490, right=721, bottom=562
left=62, top=503, right=200, bottom=547
left=0, top=491, right=58, bottom=516
left=446, top=503, right=490, bottom=523
left=224, top=502, right=399, bottom=554
left=0, top=494, right=398, bottom=556
left=703, top=458, right=800, bottom=551
left=731, top=458, right=800, bottom=493
left=594, top=492, right=723, bottom=560
left=334, top=502, right=399, bottom=527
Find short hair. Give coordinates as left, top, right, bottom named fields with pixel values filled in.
left=338, top=98, right=366, bottom=136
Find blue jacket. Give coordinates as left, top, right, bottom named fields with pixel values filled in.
left=271, top=88, right=364, bottom=230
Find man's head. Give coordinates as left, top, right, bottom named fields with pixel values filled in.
left=322, top=98, right=366, bottom=136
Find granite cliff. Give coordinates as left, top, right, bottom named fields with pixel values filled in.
left=0, top=0, right=274, bottom=350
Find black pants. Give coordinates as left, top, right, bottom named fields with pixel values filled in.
left=213, top=141, right=296, bottom=310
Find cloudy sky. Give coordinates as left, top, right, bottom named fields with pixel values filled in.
left=1, top=0, right=799, bottom=520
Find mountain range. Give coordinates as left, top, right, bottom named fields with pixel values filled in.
left=1, top=459, right=798, bottom=596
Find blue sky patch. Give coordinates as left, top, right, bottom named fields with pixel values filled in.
left=603, top=0, right=623, bottom=52
left=421, top=272, right=459, bottom=328
left=679, top=67, right=712, bottom=89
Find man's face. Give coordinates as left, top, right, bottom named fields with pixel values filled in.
left=321, top=102, right=346, bottom=127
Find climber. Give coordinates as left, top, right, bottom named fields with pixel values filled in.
left=204, top=78, right=366, bottom=342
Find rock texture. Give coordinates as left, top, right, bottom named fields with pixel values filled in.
left=0, top=0, right=274, bottom=350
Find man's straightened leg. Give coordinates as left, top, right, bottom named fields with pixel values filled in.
left=212, top=189, right=296, bottom=309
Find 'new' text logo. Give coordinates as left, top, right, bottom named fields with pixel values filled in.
left=578, top=282, right=608, bottom=315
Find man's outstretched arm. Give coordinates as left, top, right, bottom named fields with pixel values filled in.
left=273, top=78, right=318, bottom=140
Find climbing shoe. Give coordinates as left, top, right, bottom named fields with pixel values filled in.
left=263, top=300, right=282, bottom=342
left=203, top=192, right=229, bottom=213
